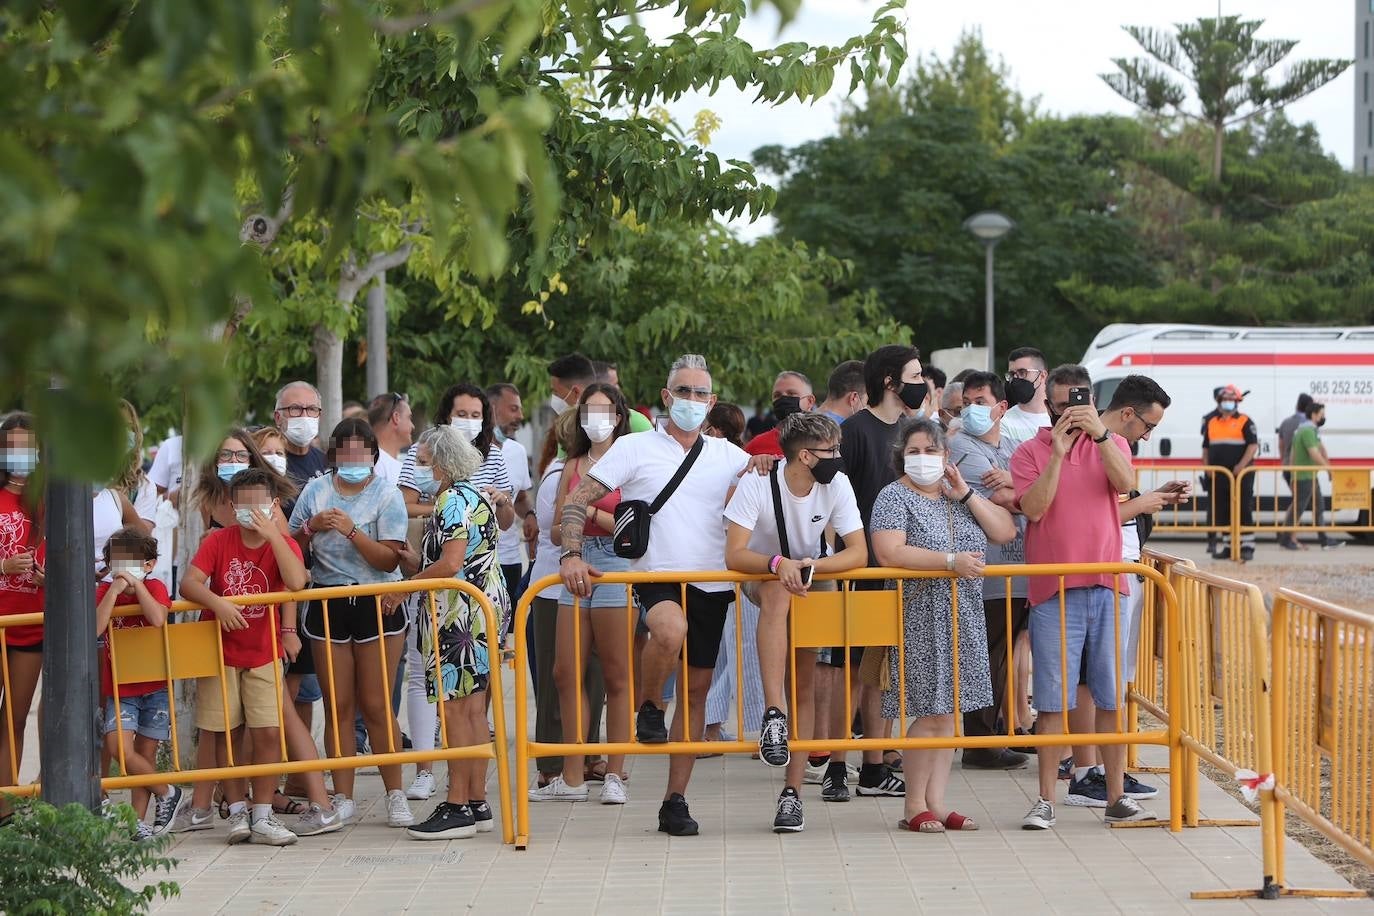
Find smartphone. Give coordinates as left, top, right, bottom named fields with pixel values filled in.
left=1068, top=387, right=1090, bottom=407
left=799, top=564, right=814, bottom=588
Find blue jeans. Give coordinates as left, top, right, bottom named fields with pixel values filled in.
left=1029, top=586, right=1125, bottom=712
left=102, top=689, right=171, bottom=740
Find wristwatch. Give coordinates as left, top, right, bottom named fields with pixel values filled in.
left=1093, top=430, right=1111, bottom=443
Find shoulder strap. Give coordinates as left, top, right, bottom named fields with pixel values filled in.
left=647, top=435, right=705, bottom=515
left=769, top=465, right=792, bottom=559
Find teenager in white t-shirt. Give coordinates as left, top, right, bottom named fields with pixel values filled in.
left=724, top=413, right=866, bottom=834
left=1000, top=347, right=1052, bottom=448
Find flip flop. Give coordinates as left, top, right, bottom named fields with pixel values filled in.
left=583, top=760, right=608, bottom=782
left=272, top=790, right=306, bottom=816
left=897, top=811, right=945, bottom=833
left=943, top=811, right=978, bottom=831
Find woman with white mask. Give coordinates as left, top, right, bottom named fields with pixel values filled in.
left=528, top=383, right=635, bottom=804
left=869, top=417, right=1016, bottom=834
left=399, top=384, right=514, bottom=532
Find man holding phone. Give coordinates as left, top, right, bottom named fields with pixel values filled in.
left=1011, top=364, right=1155, bottom=829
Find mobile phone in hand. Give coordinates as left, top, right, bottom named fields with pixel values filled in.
left=799, top=564, right=814, bottom=588
left=1068, top=387, right=1090, bottom=407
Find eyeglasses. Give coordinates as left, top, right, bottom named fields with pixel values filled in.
left=670, top=385, right=713, bottom=401
left=806, top=446, right=840, bottom=457
left=278, top=404, right=322, bottom=418
left=1133, top=413, right=1159, bottom=434
left=1008, top=368, right=1044, bottom=381
left=217, top=449, right=251, bottom=462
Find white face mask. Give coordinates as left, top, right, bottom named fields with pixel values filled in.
left=110, top=561, right=147, bottom=581
left=1220, top=400, right=1237, bottom=413
left=549, top=393, right=570, bottom=415
left=263, top=453, right=287, bottom=475
left=284, top=416, right=319, bottom=447
left=581, top=418, right=616, bottom=443
left=450, top=417, right=483, bottom=441
left=904, top=454, right=945, bottom=486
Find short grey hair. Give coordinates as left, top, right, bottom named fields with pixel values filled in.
left=775, top=370, right=812, bottom=393
left=940, top=382, right=964, bottom=411
left=891, top=416, right=946, bottom=477
left=778, top=412, right=840, bottom=461
left=275, top=380, right=321, bottom=410
left=419, top=425, right=482, bottom=485
left=667, top=354, right=710, bottom=387
left=1046, top=363, right=1092, bottom=392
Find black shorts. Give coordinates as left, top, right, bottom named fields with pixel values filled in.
left=633, top=583, right=733, bottom=669
left=823, top=577, right=890, bottom=669
left=5, top=641, right=42, bottom=654
left=301, top=594, right=406, bottom=644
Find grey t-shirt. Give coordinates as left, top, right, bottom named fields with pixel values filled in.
left=1277, top=411, right=1306, bottom=466
left=947, top=428, right=1027, bottom=600
left=289, top=473, right=408, bottom=585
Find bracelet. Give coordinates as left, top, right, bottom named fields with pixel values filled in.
left=302, top=522, right=314, bottom=538
left=560, top=549, right=582, bottom=562
left=959, top=490, right=974, bottom=505
left=945, top=552, right=955, bottom=572
left=280, top=627, right=297, bottom=634
left=345, top=526, right=358, bottom=541
left=769, top=555, right=783, bottom=575
left=525, top=510, right=536, bottom=520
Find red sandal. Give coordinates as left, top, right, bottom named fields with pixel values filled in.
left=943, top=811, right=978, bottom=831
left=897, top=811, right=945, bottom=833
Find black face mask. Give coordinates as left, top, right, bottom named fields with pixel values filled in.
left=772, top=396, right=803, bottom=421
left=898, top=381, right=927, bottom=410
left=810, top=455, right=844, bottom=485
left=1316, top=417, right=1326, bottom=428
left=1005, top=377, right=1036, bottom=406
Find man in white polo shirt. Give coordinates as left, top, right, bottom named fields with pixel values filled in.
left=560, top=354, right=766, bottom=836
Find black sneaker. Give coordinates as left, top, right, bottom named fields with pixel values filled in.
left=758, top=707, right=790, bottom=767
left=1123, top=772, right=1159, bottom=799
left=657, top=793, right=698, bottom=836
left=636, top=701, right=668, bottom=744
left=961, top=748, right=1029, bottom=770
left=406, top=801, right=476, bottom=840
left=470, top=800, right=494, bottom=833
left=151, top=784, right=184, bottom=835
left=821, top=763, right=850, bottom=802
left=772, top=788, right=804, bottom=833
left=1240, top=546, right=1255, bottom=562
left=856, top=763, right=905, bottom=797
left=1057, top=756, right=1074, bottom=780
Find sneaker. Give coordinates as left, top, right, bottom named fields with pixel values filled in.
left=1279, top=538, right=1301, bottom=551
left=133, top=820, right=156, bottom=841
left=1321, top=540, right=1345, bottom=551
left=470, top=800, right=494, bottom=833
left=657, top=793, right=698, bottom=836
left=331, top=794, right=357, bottom=823
left=856, top=764, right=905, bottom=797
left=804, top=761, right=827, bottom=785
left=962, top=748, right=1029, bottom=770
left=1104, top=796, right=1157, bottom=822
left=601, top=773, right=628, bottom=805
left=386, top=789, right=414, bottom=827
left=406, top=770, right=436, bottom=800
left=169, top=804, right=214, bottom=834
left=821, top=766, right=850, bottom=803
left=225, top=809, right=251, bottom=845
left=1240, top=546, right=1255, bottom=562
left=150, top=785, right=185, bottom=835
left=636, top=701, right=668, bottom=744
left=527, top=775, right=588, bottom=802
left=289, top=803, right=342, bottom=837
left=250, top=812, right=299, bottom=846
left=1021, top=798, right=1056, bottom=830
left=1065, top=771, right=1109, bottom=808
left=1057, top=756, right=1074, bottom=780
left=772, top=787, right=804, bottom=833
left=406, top=801, right=476, bottom=840
left=758, top=707, right=790, bottom=767
left=1123, top=772, right=1159, bottom=799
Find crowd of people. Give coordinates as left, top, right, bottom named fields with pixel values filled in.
left=0, top=344, right=1202, bottom=844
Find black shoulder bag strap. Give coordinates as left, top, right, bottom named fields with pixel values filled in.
left=647, top=435, right=705, bottom=516
left=769, top=465, right=792, bottom=559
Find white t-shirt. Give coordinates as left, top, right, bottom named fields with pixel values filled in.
left=529, top=462, right=565, bottom=600
left=374, top=449, right=402, bottom=486
left=588, top=428, right=749, bottom=592
left=497, top=438, right=532, bottom=566
left=724, top=460, right=863, bottom=559
left=1000, top=405, right=1052, bottom=448
left=93, top=488, right=124, bottom=573
left=131, top=476, right=158, bottom=526
left=148, top=435, right=183, bottom=493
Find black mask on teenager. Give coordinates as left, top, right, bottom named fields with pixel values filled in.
left=1005, top=377, right=1036, bottom=406
left=898, top=381, right=927, bottom=410
left=809, top=455, right=844, bottom=484
left=772, top=396, right=803, bottom=421
left=1316, top=417, right=1326, bottom=428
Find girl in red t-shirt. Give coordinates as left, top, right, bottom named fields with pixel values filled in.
left=0, top=412, right=45, bottom=810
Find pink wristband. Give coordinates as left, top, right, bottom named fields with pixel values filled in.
left=769, top=555, right=783, bottom=575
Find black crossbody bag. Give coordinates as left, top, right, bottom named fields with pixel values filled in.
left=768, top=465, right=794, bottom=560
left=612, top=436, right=704, bottom=559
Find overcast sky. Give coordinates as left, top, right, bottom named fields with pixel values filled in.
left=656, top=0, right=1361, bottom=236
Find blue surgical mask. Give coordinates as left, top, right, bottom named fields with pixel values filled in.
left=961, top=403, right=996, bottom=437
left=669, top=397, right=709, bottom=433
left=493, top=427, right=507, bottom=444
left=234, top=503, right=272, bottom=527
left=217, top=461, right=249, bottom=482
left=412, top=466, right=441, bottom=497
left=336, top=464, right=372, bottom=483
left=2, top=448, right=39, bottom=476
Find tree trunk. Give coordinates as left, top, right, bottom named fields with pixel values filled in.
left=365, top=273, right=388, bottom=399
left=172, top=459, right=204, bottom=768
left=314, top=324, right=345, bottom=441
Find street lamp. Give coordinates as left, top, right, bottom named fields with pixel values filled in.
left=962, top=210, right=1015, bottom=372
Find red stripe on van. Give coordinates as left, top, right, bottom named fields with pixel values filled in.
left=1107, top=353, right=1374, bottom=367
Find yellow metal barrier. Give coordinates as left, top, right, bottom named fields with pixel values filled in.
left=511, top=563, right=1185, bottom=849
left=1128, top=549, right=1195, bottom=771
left=1266, top=588, right=1374, bottom=899
left=1134, top=464, right=1236, bottom=535
left=1234, top=465, right=1374, bottom=559
left=0, top=579, right=514, bottom=845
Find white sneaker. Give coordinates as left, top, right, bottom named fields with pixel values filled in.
left=250, top=812, right=299, bottom=846
left=386, top=789, right=414, bottom=827
left=289, top=803, right=343, bottom=837
left=406, top=770, right=436, bottom=801
left=331, top=794, right=356, bottom=823
left=168, top=805, right=214, bottom=833
left=601, top=773, right=628, bottom=805
left=527, top=775, right=588, bottom=802
left=226, top=809, right=251, bottom=844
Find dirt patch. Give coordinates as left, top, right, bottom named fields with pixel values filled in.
left=1192, top=559, right=1374, bottom=614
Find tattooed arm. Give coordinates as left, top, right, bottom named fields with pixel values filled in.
left=558, top=474, right=611, bottom=598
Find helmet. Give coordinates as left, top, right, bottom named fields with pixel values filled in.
left=1217, top=384, right=1246, bottom=402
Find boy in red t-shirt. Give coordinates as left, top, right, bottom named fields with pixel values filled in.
left=180, top=469, right=307, bottom=846
left=96, top=526, right=181, bottom=838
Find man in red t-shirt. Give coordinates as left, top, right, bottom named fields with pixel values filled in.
left=96, top=526, right=181, bottom=835
left=744, top=371, right=816, bottom=457
left=180, top=469, right=307, bottom=846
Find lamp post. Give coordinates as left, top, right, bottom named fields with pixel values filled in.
left=962, top=211, right=1015, bottom=372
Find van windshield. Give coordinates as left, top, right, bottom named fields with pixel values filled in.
left=1093, top=378, right=1121, bottom=410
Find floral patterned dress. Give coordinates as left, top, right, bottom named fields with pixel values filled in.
left=415, top=481, right=509, bottom=702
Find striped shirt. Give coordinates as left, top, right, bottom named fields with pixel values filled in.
left=398, top=443, right=512, bottom=496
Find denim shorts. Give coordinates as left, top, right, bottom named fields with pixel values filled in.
left=102, top=689, right=171, bottom=741
left=1029, top=586, right=1126, bottom=712
left=558, top=536, right=634, bottom=610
